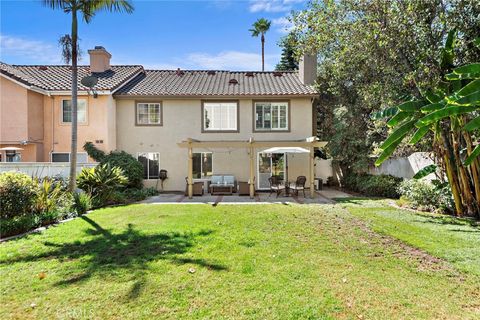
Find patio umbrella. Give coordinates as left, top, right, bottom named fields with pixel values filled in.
left=0, top=147, right=24, bottom=151
left=262, top=147, right=310, bottom=183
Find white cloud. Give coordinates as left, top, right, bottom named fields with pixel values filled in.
left=185, top=50, right=277, bottom=70
left=0, top=34, right=62, bottom=64
left=272, top=17, right=294, bottom=34
left=114, top=50, right=279, bottom=71
left=249, top=0, right=304, bottom=13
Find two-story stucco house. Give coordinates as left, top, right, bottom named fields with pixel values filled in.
left=0, top=46, right=325, bottom=197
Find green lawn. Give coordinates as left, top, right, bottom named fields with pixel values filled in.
left=1, top=201, right=479, bottom=319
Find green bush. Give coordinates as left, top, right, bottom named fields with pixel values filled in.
left=84, top=142, right=143, bottom=189
left=0, top=171, right=39, bottom=219
left=109, top=187, right=159, bottom=205
left=34, top=179, right=64, bottom=214
left=77, top=163, right=128, bottom=208
left=73, top=192, right=92, bottom=215
left=83, top=141, right=106, bottom=162
left=397, top=179, right=454, bottom=213
left=34, top=178, right=74, bottom=223
left=100, top=151, right=143, bottom=189
left=1, top=215, right=39, bottom=238
left=0, top=173, right=78, bottom=238
left=342, top=172, right=402, bottom=198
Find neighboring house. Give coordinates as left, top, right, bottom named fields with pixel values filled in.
left=0, top=46, right=324, bottom=193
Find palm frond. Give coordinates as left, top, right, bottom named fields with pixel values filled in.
left=43, top=0, right=72, bottom=11
left=250, top=18, right=271, bottom=37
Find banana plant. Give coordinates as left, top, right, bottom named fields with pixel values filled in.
left=374, top=31, right=480, bottom=217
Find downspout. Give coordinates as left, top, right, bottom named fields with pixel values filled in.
left=50, top=93, right=54, bottom=160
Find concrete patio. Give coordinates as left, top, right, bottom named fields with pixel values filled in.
left=140, top=187, right=352, bottom=205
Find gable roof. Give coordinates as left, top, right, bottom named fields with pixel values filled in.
left=0, top=63, right=144, bottom=92
left=1, top=62, right=317, bottom=97
left=114, top=70, right=317, bottom=97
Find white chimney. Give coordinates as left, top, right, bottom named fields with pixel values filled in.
left=299, top=52, right=317, bottom=85
left=88, top=46, right=111, bottom=73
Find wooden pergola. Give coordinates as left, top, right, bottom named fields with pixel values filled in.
left=177, top=137, right=327, bottom=199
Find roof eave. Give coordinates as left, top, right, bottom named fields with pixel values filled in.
left=0, top=72, right=47, bottom=94
left=113, top=93, right=319, bottom=99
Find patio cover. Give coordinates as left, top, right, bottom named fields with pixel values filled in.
left=177, top=137, right=327, bottom=199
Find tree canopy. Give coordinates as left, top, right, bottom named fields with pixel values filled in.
left=290, top=0, right=480, bottom=172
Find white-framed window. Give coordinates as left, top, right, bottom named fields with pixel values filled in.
left=62, top=99, right=87, bottom=123
left=137, top=152, right=160, bottom=179
left=51, top=152, right=88, bottom=163
left=136, top=102, right=162, bottom=125
left=203, top=102, right=238, bottom=131
left=192, top=152, right=213, bottom=178
left=255, top=102, right=289, bottom=131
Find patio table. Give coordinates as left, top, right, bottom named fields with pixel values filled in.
left=211, top=184, right=234, bottom=195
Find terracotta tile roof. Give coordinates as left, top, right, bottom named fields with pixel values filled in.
left=114, top=70, right=318, bottom=96
left=0, top=62, right=45, bottom=88
left=1, top=63, right=317, bottom=96
left=0, top=63, right=144, bottom=91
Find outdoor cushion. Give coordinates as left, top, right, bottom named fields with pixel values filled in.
left=211, top=175, right=223, bottom=185
left=223, top=175, right=235, bottom=185
left=291, top=185, right=304, bottom=190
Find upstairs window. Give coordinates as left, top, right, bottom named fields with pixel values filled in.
left=138, top=152, right=160, bottom=179
left=62, top=99, right=87, bottom=123
left=192, top=152, right=212, bottom=178
left=203, top=102, right=238, bottom=132
left=136, top=102, right=162, bottom=125
left=255, top=102, right=289, bottom=131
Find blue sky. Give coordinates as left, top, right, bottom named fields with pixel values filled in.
left=0, top=0, right=306, bottom=70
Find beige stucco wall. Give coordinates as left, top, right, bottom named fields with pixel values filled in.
left=0, top=77, right=44, bottom=161
left=42, top=94, right=116, bottom=161
left=0, top=77, right=29, bottom=143
left=116, top=98, right=314, bottom=191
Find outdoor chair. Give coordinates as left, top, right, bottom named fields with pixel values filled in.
left=290, top=175, right=307, bottom=197
left=184, top=177, right=204, bottom=196
left=268, top=175, right=285, bottom=198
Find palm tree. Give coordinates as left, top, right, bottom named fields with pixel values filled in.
left=250, top=18, right=271, bottom=71
left=43, top=0, right=134, bottom=191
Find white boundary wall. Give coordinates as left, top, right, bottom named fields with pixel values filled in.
left=369, top=152, right=436, bottom=180
left=315, top=158, right=333, bottom=182
left=0, top=162, right=97, bottom=178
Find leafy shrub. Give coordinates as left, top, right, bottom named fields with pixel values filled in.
left=1, top=215, right=39, bottom=238
left=73, top=192, right=92, bottom=215
left=0, top=171, right=39, bottom=219
left=124, top=187, right=158, bottom=201
left=33, top=179, right=64, bottom=214
left=83, top=141, right=106, bottom=162
left=109, top=187, right=159, bottom=205
left=84, top=142, right=143, bottom=189
left=342, top=172, right=402, bottom=198
left=100, top=151, right=143, bottom=189
left=33, top=178, right=74, bottom=224
left=0, top=173, right=77, bottom=238
left=397, top=179, right=454, bottom=213
left=143, top=187, right=159, bottom=197
left=77, top=163, right=128, bottom=207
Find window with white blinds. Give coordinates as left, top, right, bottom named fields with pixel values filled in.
left=255, top=102, right=289, bottom=131
left=203, top=102, right=238, bottom=131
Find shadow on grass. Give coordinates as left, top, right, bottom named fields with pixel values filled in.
left=414, top=214, right=480, bottom=229
left=1, top=215, right=227, bottom=299
left=333, top=197, right=387, bottom=205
